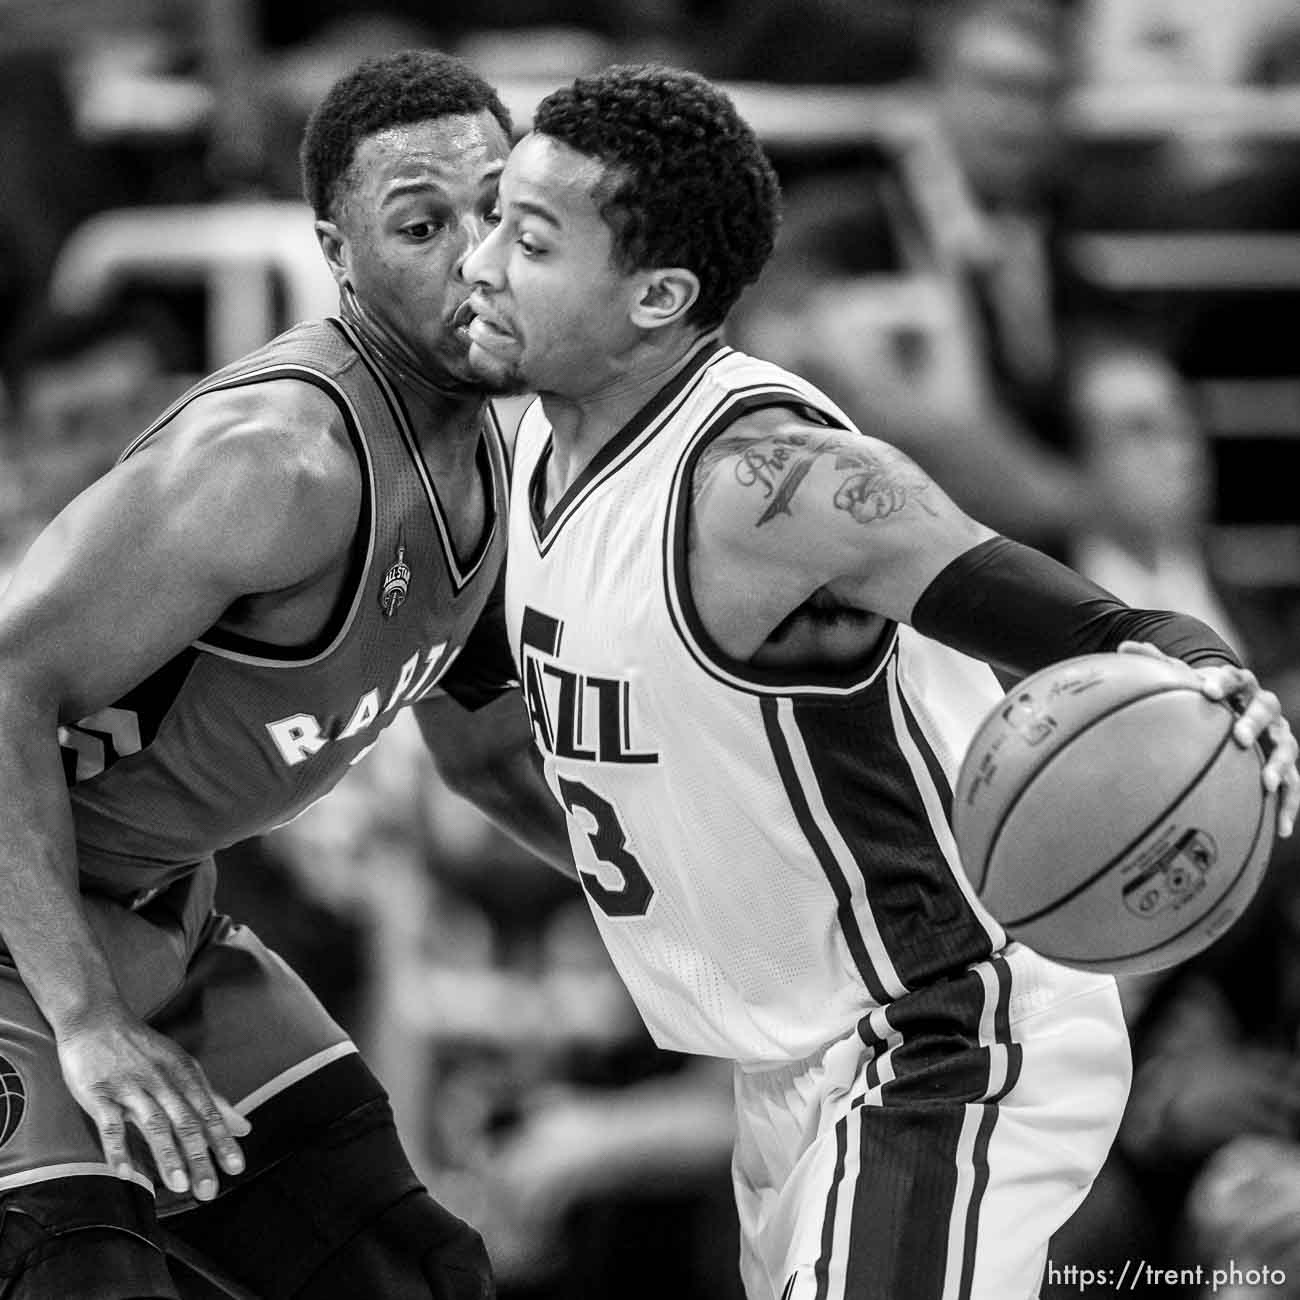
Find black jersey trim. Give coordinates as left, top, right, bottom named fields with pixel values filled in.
left=663, top=388, right=898, bottom=698
left=526, top=337, right=728, bottom=555
left=121, top=363, right=377, bottom=668
left=895, top=682, right=955, bottom=829
left=331, top=316, right=501, bottom=595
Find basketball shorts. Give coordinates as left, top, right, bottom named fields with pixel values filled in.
left=731, top=945, right=1131, bottom=1300
left=0, top=858, right=353, bottom=1197
left=0, top=857, right=366, bottom=1294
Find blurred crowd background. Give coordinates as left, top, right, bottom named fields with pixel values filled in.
left=4, top=0, right=1300, bottom=1295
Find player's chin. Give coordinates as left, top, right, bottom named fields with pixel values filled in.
left=465, top=342, right=526, bottom=395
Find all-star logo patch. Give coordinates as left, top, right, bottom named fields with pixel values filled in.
left=0, top=1055, right=26, bottom=1148
left=380, top=541, right=411, bottom=619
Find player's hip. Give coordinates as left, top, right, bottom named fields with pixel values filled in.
left=733, top=945, right=1126, bottom=1113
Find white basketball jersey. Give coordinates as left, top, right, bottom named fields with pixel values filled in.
left=505, top=341, right=1090, bottom=1065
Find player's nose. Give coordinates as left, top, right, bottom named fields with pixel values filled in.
left=453, top=214, right=492, bottom=280
left=460, top=221, right=503, bottom=288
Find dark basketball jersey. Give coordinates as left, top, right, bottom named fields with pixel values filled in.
left=64, top=318, right=509, bottom=895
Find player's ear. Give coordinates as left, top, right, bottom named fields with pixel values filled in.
left=630, top=269, right=700, bottom=330
left=315, top=219, right=351, bottom=290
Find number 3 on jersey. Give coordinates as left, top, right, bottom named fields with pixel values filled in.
left=557, top=775, right=654, bottom=917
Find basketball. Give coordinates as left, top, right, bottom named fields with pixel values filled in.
left=953, top=652, right=1276, bottom=976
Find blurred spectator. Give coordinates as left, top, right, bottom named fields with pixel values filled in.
left=1042, top=337, right=1300, bottom=1295
left=1068, top=340, right=1243, bottom=654
left=732, top=0, right=1123, bottom=554
left=1040, top=339, right=1264, bottom=1297
left=1079, top=0, right=1296, bottom=87
left=924, top=0, right=1094, bottom=476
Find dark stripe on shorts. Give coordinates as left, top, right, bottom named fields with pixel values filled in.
left=957, top=1105, right=998, bottom=1300
left=813, top=1116, right=850, bottom=1300
left=957, top=954, right=1021, bottom=1299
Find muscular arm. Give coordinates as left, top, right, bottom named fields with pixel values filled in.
left=0, top=381, right=357, bottom=1187
left=688, top=411, right=1297, bottom=832
left=688, top=409, right=992, bottom=658
left=688, top=408, right=1234, bottom=673
left=414, top=690, right=577, bottom=880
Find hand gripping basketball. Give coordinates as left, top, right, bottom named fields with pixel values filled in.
left=1125, top=642, right=1299, bottom=841
left=952, top=645, right=1299, bottom=976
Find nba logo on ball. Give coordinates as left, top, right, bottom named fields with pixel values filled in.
left=953, top=653, right=1277, bottom=975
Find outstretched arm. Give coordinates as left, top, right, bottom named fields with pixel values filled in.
left=688, top=407, right=1299, bottom=836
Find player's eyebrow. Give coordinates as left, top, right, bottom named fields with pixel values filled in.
left=380, top=166, right=503, bottom=208
left=380, top=181, right=449, bottom=208
left=511, top=198, right=562, bottom=228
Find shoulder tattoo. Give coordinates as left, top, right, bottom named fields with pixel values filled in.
left=692, top=427, right=936, bottom=528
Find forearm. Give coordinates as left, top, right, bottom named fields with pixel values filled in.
left=0, top=701, right=124, bottom=1034
left=911, top=535, right=1242, bottom=676
left=455, top=744, right=576, bottom=880
left=417, top=689, right=577, bottom=879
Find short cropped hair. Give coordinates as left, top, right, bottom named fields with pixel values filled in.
left=300, top=49, right=513, bottom=219
left=532, top=65, right=781, bottom=330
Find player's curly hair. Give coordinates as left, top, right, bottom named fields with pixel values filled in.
left=300, top=50, right=513, bottom=219
left=532, top=65, right=780, bottom=330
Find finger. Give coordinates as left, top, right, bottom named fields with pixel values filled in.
left=1117, top=640, right=1167, bottom=662
left=1230, top=681, right=1277, bottom=747
left=156, top=1084, right=221, bottom=1201
left=88, top=1097, right=136, bottom=1181
left=1207, top=663, right=1256, bottom=707
left=122, top=1090, right=190, bottom=1194
left=177, top=1068, right=248, bottom=1179
left=1279, top=772, right=1299, bottom=840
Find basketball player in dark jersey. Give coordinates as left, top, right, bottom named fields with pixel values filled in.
left=0, top=51, right=566, bottom=1299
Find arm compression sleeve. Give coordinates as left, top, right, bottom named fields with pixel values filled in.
left=911, top=536, right=1242, bottom=676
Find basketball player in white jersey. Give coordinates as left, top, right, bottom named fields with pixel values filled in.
left=426, top=65, right=1300, bottom=1300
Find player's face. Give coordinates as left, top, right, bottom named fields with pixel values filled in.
left=329, top=111, right=511, bottom=387
left=460, top=133, right=647, bottom=395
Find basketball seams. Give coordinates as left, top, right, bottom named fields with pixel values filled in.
left=999, top=718, right=1238, bottom=927
left=970, top=684, right=1225, bottom=897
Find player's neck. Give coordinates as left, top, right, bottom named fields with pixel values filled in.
left=541, top=330, right=720, bottom=493
left=341, top=286, right=486, bottom=443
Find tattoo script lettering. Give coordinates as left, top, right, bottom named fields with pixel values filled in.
left=694, top=428, right=935, bottom=528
